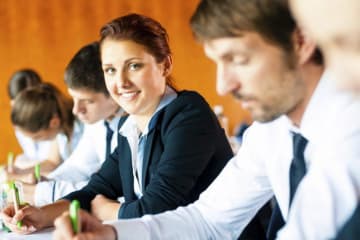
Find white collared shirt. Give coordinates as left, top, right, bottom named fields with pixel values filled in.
left=277, top=76, right=360, bottom=238
left=14, top=129, right=52, bottom=168
left=56, top=119, right=84, bottom=161
left=13, top=119, right=84, bottom=169
left=109, top=72, right=360, bottom=239
left=119, top=86, right=177, bottom=198
left=15, top=130, right=52, bottom=160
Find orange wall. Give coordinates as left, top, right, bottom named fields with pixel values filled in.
left=0, top=0, right=251, bottom=163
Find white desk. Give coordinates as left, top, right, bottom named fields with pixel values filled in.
left=0, top=227, right=53, bottom=239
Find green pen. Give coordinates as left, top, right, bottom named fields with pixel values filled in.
left=7, top=152, right=14, bottom=173
left=70, top=200, right=81, bottom=234
left=34, top=163, right=41, bottom=183
left=9, top=181, right=22, bottom=228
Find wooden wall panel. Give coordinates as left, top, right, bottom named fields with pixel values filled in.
left=0, top=0, right=251, bottom=162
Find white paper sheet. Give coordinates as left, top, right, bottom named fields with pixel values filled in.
left=0, top=227, right=53, bottom=240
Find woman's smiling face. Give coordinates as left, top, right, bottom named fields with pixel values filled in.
left=101, top=39, right=167, bottom=119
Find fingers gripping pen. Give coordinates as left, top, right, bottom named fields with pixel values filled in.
left=9, top=181, right=22, bottom=228
left=70, top=200, right=81, bottom=234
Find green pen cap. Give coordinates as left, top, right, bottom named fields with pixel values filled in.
left=70, top=200, right=81, bottom=233
left=16, top=221, right=22, bottom=229
left=9, top=181, right=23, bottom=228
left=34, top=164, right=41, bottom=182
left=9, top=181, right=15, bottom=190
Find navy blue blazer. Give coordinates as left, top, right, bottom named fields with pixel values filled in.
left=64, top=90, right=233, bottom=218
left=335, top=204, right=360, bottom=239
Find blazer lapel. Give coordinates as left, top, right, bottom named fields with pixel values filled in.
left=141, top=129, right=156, bottom=191
left=118, top=134, right=136, bottom=200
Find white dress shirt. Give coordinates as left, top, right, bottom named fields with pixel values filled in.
left=14, top=129, right=52, bottom=168
left=14, top=119, right=83, bottom=169
left=109, top=72, right=360, bottom=239
left=277, top=75, right=360, bottom=239
left=34, top=117, right=119, bottom=206
left=56, top=119, right=84, bottom=161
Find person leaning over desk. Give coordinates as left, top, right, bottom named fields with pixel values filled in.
left=7, top=82, right=84, bottom=179
left=7, top=69, right=52, bottom=167
left=1, top=13, right=234, bottom=235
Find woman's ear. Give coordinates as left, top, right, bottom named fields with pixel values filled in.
left=49, top=115, right=61, bottom=129
left=293, top=28, right=318, bottom=65
left=162, top=55, right=173, bottom=77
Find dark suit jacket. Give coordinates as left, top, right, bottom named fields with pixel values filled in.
left=64, top=90, right=233, bottom=218
left=336, top=204, right=360, bottom=240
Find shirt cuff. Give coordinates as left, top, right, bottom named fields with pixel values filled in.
left=34, top=181, right=55, bottom=206
left=104, top=219, right=150, bottom=240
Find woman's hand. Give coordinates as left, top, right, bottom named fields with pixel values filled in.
left=91, top=194, right=120, bottom=221
left=0, top=204, right=45, bottom=234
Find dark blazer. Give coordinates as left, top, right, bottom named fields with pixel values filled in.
left=335, top=204, right=360, bottom=240
left=64, top=90, right=233, bottom=218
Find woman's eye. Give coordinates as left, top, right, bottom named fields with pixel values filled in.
left=233, top=57, right=249, bottom=65
left=104, top=67, right=116, bottom=75
left=129, top=63, right=142, bottom=71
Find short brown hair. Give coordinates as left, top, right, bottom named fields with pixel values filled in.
left=190, top=0, right=322, bottom=64
left=64, top=42, right=109, bottom=96
left=8, top=69, right=42, bottom=100
left=11, top=83, right=75, bottom=140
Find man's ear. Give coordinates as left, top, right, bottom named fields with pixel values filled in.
left=162, top=55, right=173, bottom=77
left=49, top=115, right=60, bottom=129
left=293, top=28, right=317, bottom=65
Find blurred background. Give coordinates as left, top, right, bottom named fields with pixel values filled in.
left=0, top=0, right=251, bottom=162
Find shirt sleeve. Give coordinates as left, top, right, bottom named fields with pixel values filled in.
left=111, top=205, right=207, bottom=240
left=48, top=125, right=101, bottom=181
left=34, top=180, right=88, bottom=206
left=34, top=181, right=55, bottom=206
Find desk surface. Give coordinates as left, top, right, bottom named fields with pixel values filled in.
left=0, top=227, right=53, bottom=240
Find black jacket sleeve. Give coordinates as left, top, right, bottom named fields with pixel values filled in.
left=63, top=138, right=126, bottom=211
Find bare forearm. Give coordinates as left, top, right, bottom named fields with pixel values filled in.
left=38, top=160, right=59, bottom=174
left=40, top=199, right=70, bottom=227
left=91, top=195, right=120, bottom=221
left=9, top=160, right=58, bottom=177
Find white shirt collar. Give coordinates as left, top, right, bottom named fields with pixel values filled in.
left=119, top=86, right=177, bottom=138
